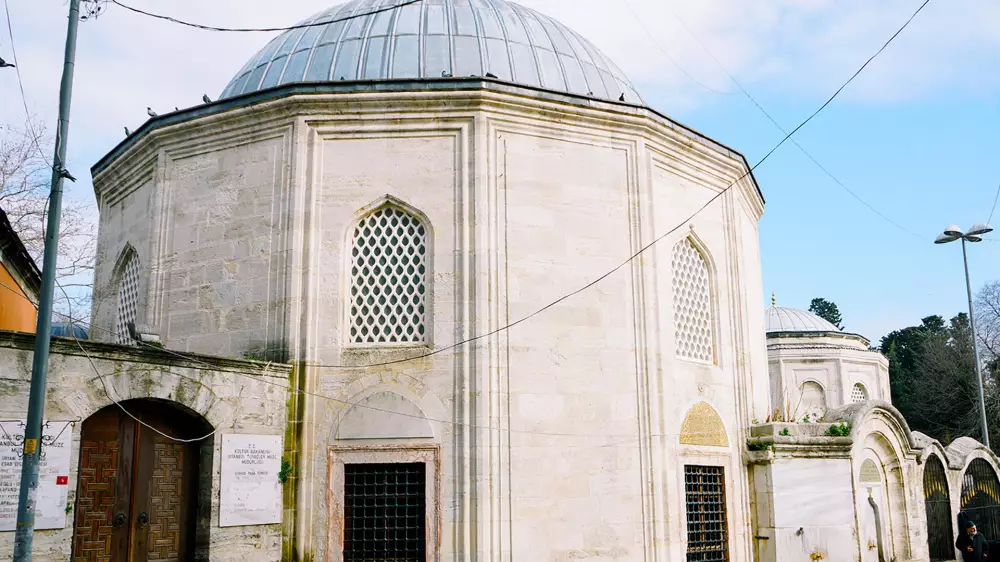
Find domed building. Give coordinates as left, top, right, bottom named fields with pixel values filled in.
left=85, top=1, right=768, bottom=560
left=0, top=1, right=990, bottom=561
left=765, top=297, right=889, bottom=420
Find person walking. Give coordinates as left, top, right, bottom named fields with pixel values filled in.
left=957, top=521, right=990, bottom=561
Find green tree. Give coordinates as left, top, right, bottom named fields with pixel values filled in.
left=808, top=297, right=843, bottom=330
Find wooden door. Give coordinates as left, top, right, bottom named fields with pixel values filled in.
left=71, top=403, right=200, bottom=562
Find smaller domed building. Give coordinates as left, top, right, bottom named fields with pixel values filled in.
left=765, top=298, right=889, bottom=420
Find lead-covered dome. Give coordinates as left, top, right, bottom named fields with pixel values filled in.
left=220, top=0, right=643, bottom=103
left=765, top=306, right=840, bottom=334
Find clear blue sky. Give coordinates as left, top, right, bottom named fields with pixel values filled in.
left=4, top=0, right=999, bottom=343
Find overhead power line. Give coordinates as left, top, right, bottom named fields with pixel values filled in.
left=618, top=0, right=735, bottom=96
left=3, top=0, right=54, bottom=169
left=623, top=0, right=932, bottom=240
left=3, top=0, right=933, bottom=376
left=107, top=0, right=423, bottom=32
left=987, top=181, right=1000, bottom=225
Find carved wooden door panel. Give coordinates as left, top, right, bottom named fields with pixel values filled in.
left=130, top=420, right=197, bottom=562
left=72, top=407, right=135, bottom=562
left=71, top=404, right=199, bottom=562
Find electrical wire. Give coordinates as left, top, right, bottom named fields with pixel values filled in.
left=987, top=181, right=1000, bottom=225
left=4, top=0, right=931, bottom=373
left=0, top=279, right=731, bottom=443
left=108, top=0, right=423, bottom=33
left=629, top=0, right=931, bottom=240
left=0, top=0, right=940, bottom=439
left=618, top=0, right=736, bottom=95
left=2, top=0, right=54, bottom=170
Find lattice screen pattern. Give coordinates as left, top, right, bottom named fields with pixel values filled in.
left=851, top=383, right=868, bottom=404
left=114, top=253, right=140, bottom=345
left=672, top=238, right=714, bottom=362
left=349, top=207, right=427, bottom=345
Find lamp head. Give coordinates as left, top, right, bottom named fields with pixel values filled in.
left=968, top=223, right=993, bottom=236
left=935, top=232, right=960, bottom=244
left=966, top=235, right=983, bottom=243
left=943, top=225, right=964, bottom=237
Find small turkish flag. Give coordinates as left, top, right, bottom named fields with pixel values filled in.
left=56, top=476, right=68, bottom=485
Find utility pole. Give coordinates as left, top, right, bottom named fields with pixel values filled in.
left=13, top=0, right=82, bottom=558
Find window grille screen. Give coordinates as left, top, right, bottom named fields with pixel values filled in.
left=672, top=238, right=714, bottom=362
left=114, top=253, right=140, bottom=345
left=685, top=465, right=729, bottom=562
left=344, top=463, right=426, bottom=562
left=851, top=383, right=868, bottom=404
left=349, top=207, right=427, bottom=344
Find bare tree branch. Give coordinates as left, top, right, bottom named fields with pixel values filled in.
left=1, top=117, right=96, bottom=319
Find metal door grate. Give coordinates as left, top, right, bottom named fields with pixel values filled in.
left=685, top=465, right=729, bottom=562
left=961, top=458, right=1000, bottom=541
left=344, top=463, right=426, bottom=562
left=924, top=455, right=953, bottom=560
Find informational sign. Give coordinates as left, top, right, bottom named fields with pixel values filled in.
left=219, top=434, right=282, bottom=527
left=0, top=421, right=73, bottom=531
left=860, top=458, right=882, bottom=484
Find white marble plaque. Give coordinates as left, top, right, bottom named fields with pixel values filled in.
left=220, top=434, right=282, bottom=527
left=0, top=421, right=73, bottom=531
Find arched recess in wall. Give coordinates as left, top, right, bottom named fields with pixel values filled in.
left=858, top=431, right=910, bottom=561
left=111, top=244, right=140, bottom=345
left=679, top=401, right=728, bottom=447
left=960, top=458, right=1000, bottom=540
left=923, top=454, right=953, bottom=561
left=344, top=195, right=433, bottom=347
left=799, top=381, right=826, bottom=419
left=671, top=231, right=717, bottom=364
left=334, top=390, right=436, bottom=441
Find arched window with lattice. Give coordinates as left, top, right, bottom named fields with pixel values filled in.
left=348, top=205, right=428, bottom=345
left=850, top=383, right=869, bottom=404
left=672, top=237, right=715, bottom=363
left=114, top=249, right=140, bottom=345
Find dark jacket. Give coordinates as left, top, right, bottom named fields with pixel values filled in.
left=957, top=532, right=990, bottom=562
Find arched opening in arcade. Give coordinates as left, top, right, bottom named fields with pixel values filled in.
left=960, top=458, right=1000, bottom=541
left=923, top=454, right=953, bottom=561
left=70, top=399, right=214, bottom=562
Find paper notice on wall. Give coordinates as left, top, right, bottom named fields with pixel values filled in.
left=219, top=434, right=282, bottom=527
left=0, top=421, right=73, bottom=531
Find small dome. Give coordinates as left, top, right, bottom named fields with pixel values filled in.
left=765, top=306, right=840, bottom=334
left=220, top=0, right=642, bottom=104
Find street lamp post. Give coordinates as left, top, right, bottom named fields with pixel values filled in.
left=935, top=223, right=993, bottom=449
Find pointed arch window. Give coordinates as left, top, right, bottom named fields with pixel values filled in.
left=672, top=237, right=714, bottom=363
left=349, top=206, right=428, bottom=345
left=114, top=251, right=140, bottom=345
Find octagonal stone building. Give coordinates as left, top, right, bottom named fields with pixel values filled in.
left=88, top=0, right=769, bottom=560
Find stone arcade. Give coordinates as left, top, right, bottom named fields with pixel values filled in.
left=0, top=0, right=997, bottom=560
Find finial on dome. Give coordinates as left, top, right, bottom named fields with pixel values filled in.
left=771, top=292, right=776, bottom=307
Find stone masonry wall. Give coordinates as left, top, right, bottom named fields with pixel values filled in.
left=0, top=331, right=291, bottom=561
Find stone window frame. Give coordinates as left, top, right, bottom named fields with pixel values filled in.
left=342, top=196, right=434, bottom=350
left=676, top=451, right=735, bottom=562
left=670, top=231, right=719, bottom=366
left=327, top=445, right=441, bottom=562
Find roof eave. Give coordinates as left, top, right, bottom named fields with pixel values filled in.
left=91, top=78, right=764, bottom=204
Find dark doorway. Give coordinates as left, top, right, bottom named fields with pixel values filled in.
left=924, top=455, right=953, bottom=560
left=71, top=400, right=212, bottom=562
